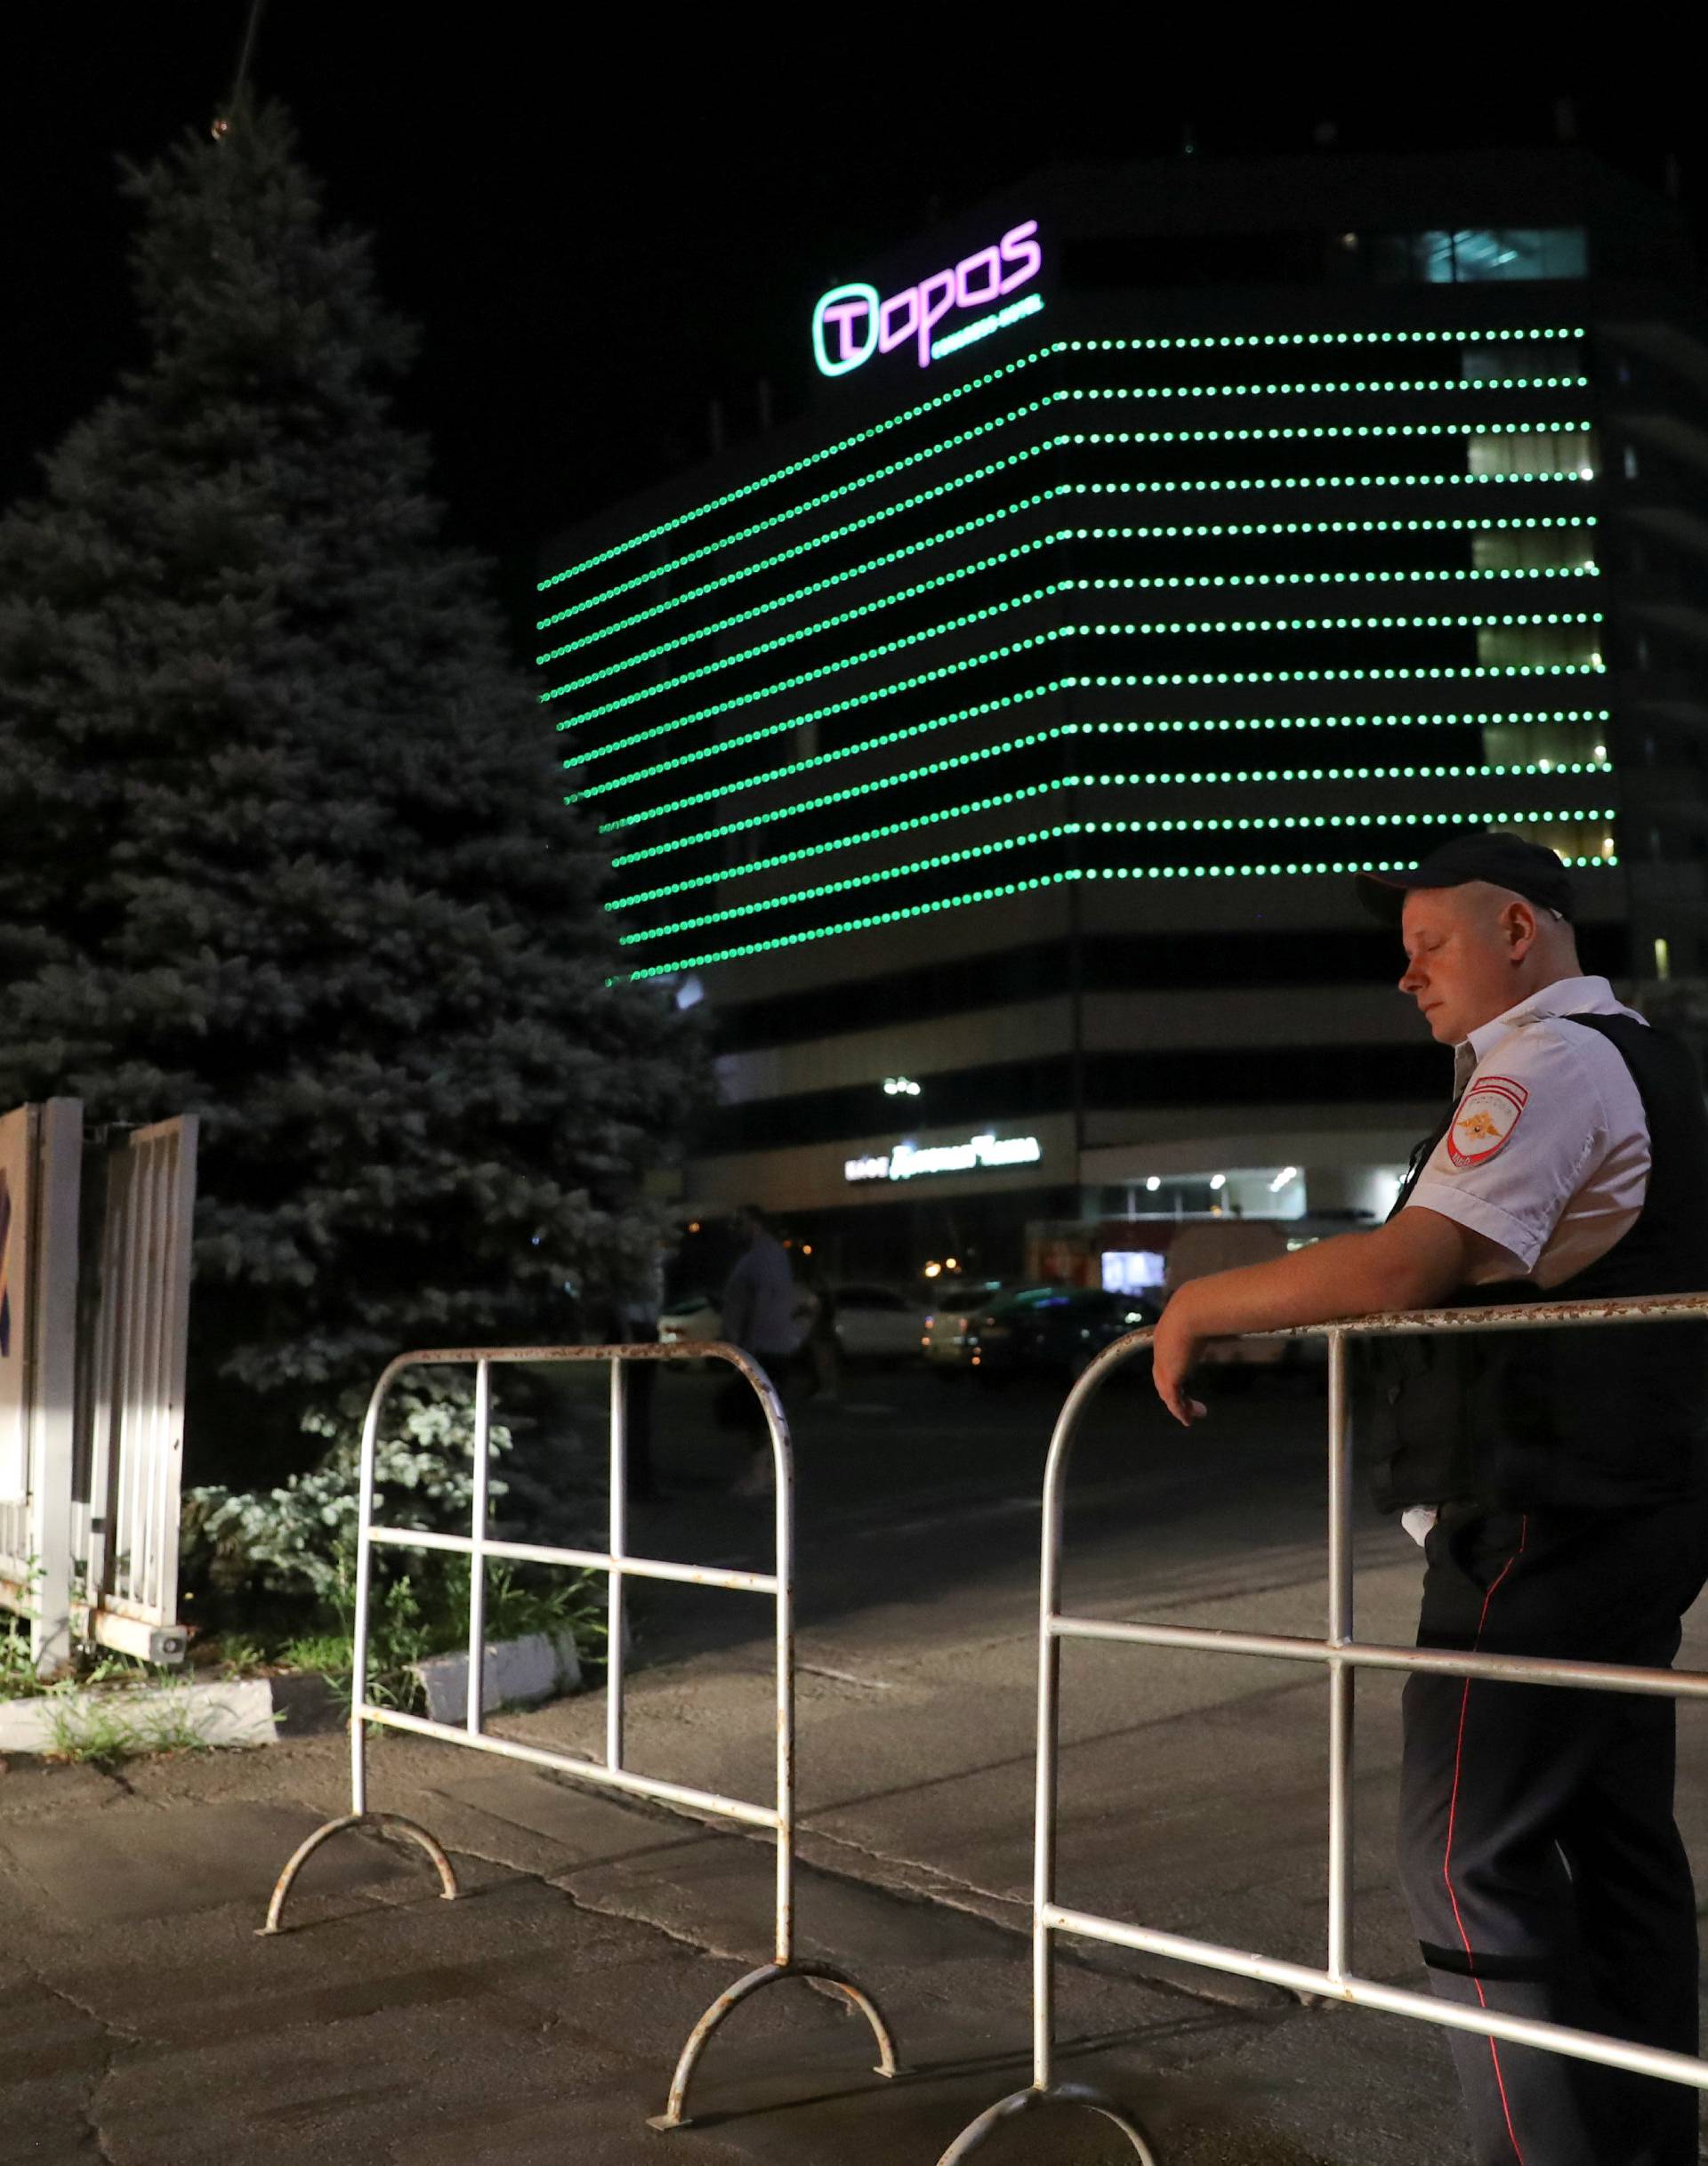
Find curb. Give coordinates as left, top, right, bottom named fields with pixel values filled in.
left=1, top=1625, right=596, bottom=1754
left=0, top=1677, right=277, bottom=1754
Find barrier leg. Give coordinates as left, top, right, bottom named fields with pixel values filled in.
left=259, top=1810, right=459, bottom=1935
left=937, top=2082, right=1159, bottom=2164
left=648, top=1960, right=900, bottom=2131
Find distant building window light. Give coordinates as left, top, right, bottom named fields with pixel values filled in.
left=1103, top=1251, right=1166, bottom=1295
left=1375, top=229, right=1587, bottom=286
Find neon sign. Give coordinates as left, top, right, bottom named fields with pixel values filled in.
left=812, top=221, right=1043, bottom=377
left=844, top=1132, right=1043, bottom=1184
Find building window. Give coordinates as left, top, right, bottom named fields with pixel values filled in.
left=1476, top=620, right=1601, bottom=669
left=1374, top=229, right=1588, bottom=284
left=1469, top=428, right=1596, bottom=480
left=1470, top=526, right=1597, bottom=572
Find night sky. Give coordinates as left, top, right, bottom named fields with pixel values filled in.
left=5, top=19, right=1704, bottom=660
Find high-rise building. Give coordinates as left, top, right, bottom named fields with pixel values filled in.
left=538, top=150, right=1708, bottom=1277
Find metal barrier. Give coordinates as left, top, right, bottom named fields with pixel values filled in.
left=262, top=1341, right=898, bottom=2132
left=938, top=1293, right=1708, bottom=2163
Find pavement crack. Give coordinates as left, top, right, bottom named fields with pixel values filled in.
left=21, top=1975, right=139, bottom=2162
left=799, top=1820, right=1025, bottom=1918
left=404, top=1818, right=743, bottom=1969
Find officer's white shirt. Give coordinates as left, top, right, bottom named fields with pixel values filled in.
left=1397, top=974, right=1651, bottom=1543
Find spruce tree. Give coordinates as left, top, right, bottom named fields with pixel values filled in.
left=0, top=99, right=704, bottom=1480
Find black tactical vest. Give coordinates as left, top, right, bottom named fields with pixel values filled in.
left=1361, top=1012, right=1708, bottom=1513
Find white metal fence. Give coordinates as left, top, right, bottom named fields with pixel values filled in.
left=0, top=1104, right=194, bottom=1670
left=262, top=1339, right=900, bottom=2134
left=72, top=1116, right=197, bottom=1660
left=939, top=1294, right=1708, bottom=2165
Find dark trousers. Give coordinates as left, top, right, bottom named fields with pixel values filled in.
left=1398, top=1502, right=1708, bottom=2166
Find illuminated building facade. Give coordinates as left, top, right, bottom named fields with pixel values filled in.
left=539, top=152, right=1708, bottom=1274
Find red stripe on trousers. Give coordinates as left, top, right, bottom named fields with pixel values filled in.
left=1441, top=1513, right=1530, bottom=2164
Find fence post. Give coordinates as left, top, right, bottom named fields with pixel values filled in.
left=1325, top=1328, right=1354, bottom=1984
left=28, top=1099, right=81, bottom=1674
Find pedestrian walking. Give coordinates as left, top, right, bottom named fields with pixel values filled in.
left=1148, top=832, right=1708, bottom=2166
left=718, top=1204, right=803, bottom=1495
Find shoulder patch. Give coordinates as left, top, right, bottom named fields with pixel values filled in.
left=1447, top=1075, right=1528, bottom=1169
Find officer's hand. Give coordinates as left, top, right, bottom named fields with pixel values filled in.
left=1150, top=1303, right=1208, bottom=1428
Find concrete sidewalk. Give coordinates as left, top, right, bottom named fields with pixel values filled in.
left=0, top=1709, right=1462, bottom=2166
left=8, top=1373, right=1694, bottom=2162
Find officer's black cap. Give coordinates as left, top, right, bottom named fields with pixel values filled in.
left=1354, top=831, right=1575, bottom=926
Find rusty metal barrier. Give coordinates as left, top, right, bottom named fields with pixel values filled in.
left=937, top=1293, right=1708, bottom=2164
left=260, top=1341, right=898, bottom=2132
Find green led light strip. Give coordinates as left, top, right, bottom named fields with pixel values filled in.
left=590, top=704, right=1610, bottom=835
left=540, top=440, right=1588, bottom=643
left=616, top=785, right=1066, bottom=906
left=584, top=687, right=1068, bottom=815
left=1073, top=710, right=1610, bottom=737
left=610, top=773, right=1617, bottom=907
left=1072, top=472, right=1589, bottom=496
left=572, top=632, right=1606, bottom=797
left=621, top=849, right=1615, bottom=985
left=542, top=391, right=1059, bottom=606
left=539, top=494, right=1046, bottom=664
left=539, top=328, right=1583, bottom=596
left=933, top=291, right=1045, bottom=361
left=1063, top=332, right=1583, bottom=350
left=539, top=482, right=1595, bottom=648
left=1070, top=421, right=1589, bottom=447
left=617, top=826, right=1066, bottom=944
left=537, top=453, right=1054, bottom=636
left=1069, top=663, right=1604, bottom=695
left=548, top=587, right=1599, bottom=729
left=567, top=584, right=1593, bottom=818
left=552, top=592, right=1065, bottom=737
left=1063, top=375, right=1590, bottom=399
left=616, top=808, right=1615, bottom=948
left=545, top=535, right=1058, bottom=696
left=539, top=404, right=1587, bottom=640
left=608, top=726, right=1063, bottom=860
left=570, top=630, right=1068, bottom=774
left=1067, top=517, right=1596, bottom=536
left=544, top=524, right=1594, bottom=687
left=608, top=752, right=1612, bottom=872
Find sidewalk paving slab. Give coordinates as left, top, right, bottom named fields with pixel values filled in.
left=0, top=1730, right=1467, bottom=2165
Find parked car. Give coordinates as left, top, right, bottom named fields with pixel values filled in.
left=660, top=1283, right=926, bottom=1365
left=829, top=1282, right=933, bottom=1363
left=963, top=1283, right=1161, bottom=1383
left=922, top=1279, right=1007, bottom=1373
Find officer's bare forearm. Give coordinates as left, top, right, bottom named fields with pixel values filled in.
left=1168, top=1212, right=1471, bottom=1341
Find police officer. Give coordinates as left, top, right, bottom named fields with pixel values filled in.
left=1150, top=832, right=1708, bottom=2166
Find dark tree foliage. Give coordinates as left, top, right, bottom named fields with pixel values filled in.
left=0, top=99, right=705, bottom=1479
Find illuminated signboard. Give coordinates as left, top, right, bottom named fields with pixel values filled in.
left=845, top=1132, right=1043, bottom=1184
left=812, top=221, right=1043, bottom=378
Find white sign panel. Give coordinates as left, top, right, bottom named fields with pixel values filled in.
left=0, top=1107, right=31, bottom=1503
left=844, top=1132, right=1043, bottom=1185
